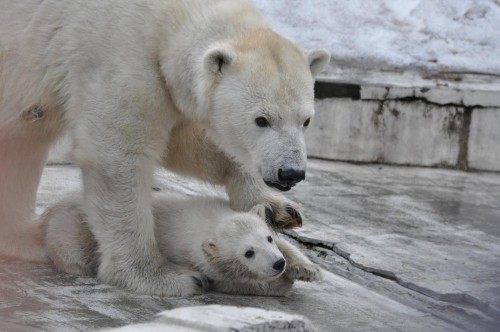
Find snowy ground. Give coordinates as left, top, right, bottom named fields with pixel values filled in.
left=253, top=0, right=500, bottom=75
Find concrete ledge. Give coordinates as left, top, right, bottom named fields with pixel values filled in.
left=307, top=71, right=500, bottom=171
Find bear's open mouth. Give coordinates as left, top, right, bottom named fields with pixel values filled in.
left=264, top=181, right=293, bottom=192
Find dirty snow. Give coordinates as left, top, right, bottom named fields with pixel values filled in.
left=252, top=0, right=500, bottom=75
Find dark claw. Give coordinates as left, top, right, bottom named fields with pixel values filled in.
left=286, top=206, right=302, bottom=227
left=265, top=206, right=277, bottom=226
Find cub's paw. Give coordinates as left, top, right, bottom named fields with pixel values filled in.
left=260, top=194, right=303, bottom=229
left=285, top=261, right=323, bottom=282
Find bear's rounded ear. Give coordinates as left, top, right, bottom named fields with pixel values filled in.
left=306, top=48, right=331, bottom=78
left=202, top=239, right=217, bottom=256
left=203, top=44, right=236, bottom=75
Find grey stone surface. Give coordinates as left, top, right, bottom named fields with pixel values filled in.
left=463, top=91, right=500, bottom=108
left=285, top=160, right=500, bottom=322
left=2, top=161, right=499, bottom=332
left=102, top=305, right=315, bottom=332
left=0, top=258, right=461, bottom=332
left=306, top=99, right=463, bottom=167
left=469, top=108, right=500, bottom=172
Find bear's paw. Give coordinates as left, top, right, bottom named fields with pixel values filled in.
left=260, top=195, right=303, bottom=229
left=285, top=261, right=322, bottom=282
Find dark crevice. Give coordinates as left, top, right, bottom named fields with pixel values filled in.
left=457, top=107, right=473, bottom=171
left=363, top=96, right=489, bottom=109
left=314, top=81, right=495, bottom=108
left=314, top=81, right=361, bottom=100
left=283, top=233, right=398, bottom=282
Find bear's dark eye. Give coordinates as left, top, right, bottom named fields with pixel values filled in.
left=245, top=250, right=255, bottom=258
left=267, top=236, right=273, bottom=243
left=303, top=118, right=311, bottom=127
left=255, top=117, right=269, bottom=128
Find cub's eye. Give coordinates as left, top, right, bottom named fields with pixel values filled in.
left=245, top=250, right=255, bottom=258
left=267, top=236, right=273, bottom=243
left=303, top=118, right=311, bottom=127
left=255, top=117, right=269, bottom=127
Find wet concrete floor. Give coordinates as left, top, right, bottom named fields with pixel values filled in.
left=1, top=160, right=499, bottom=331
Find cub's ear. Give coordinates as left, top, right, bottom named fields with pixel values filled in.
left=203, top=44, right=236, bottom=75
left=306, top=48, right=330, bottom=77
left=202, top=239, right=217, bottom=256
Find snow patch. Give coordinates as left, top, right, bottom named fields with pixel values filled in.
left=252, top=0, right=500, bottom=75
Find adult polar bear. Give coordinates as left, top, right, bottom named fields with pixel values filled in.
left=0, top=0, right=330, bottom=295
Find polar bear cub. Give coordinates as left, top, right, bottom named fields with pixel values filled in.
left=43, top=193, right=321, bottom=296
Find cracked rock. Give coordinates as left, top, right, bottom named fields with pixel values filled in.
left=102, top=305, right=316, bottom=332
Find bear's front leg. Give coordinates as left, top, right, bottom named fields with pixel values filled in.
left=80, top=152, right=204, bottom=296
left=164, top=122, right=303, bottom=229
left=72, top=99, right=204, bottom=296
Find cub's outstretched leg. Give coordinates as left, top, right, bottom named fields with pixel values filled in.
left=164, top=121, right=304, bottom=229
left=276, top=238, right=322, bottom=282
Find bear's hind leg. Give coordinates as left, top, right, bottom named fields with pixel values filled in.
left=0, top=119, right=58, bottom=262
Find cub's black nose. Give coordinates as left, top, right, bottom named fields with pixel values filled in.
left=273, top=258, right=286, bottom=271
left=278, top=168, right=306, bottom=184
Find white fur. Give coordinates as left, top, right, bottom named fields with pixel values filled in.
left=0, top=0, right=330, bottom=295
left=42, top=193, right=322, bottom=296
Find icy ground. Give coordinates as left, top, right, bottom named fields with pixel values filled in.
left=253, top=0, right=500, bottom=75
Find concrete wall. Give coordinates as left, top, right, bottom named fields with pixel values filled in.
left=306, top=81, right=500, bottom=171
left=469, top=108, right=500, bottom=171
left=306, top=99, right=463, bottom=167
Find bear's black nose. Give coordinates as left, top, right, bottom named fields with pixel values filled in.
left=278, top=168, right=305, bottom=185
left=273, top=258, right=286, bottom=271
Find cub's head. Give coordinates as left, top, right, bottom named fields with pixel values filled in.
left=202, top=208, right=286, bottom=280
left=199, top=29, right=330, bottom=191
